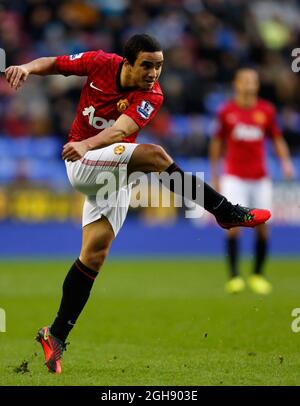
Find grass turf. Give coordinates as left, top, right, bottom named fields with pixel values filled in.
left=0, top=258, right=300, bottom=386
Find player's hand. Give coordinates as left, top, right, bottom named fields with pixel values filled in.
left=5, top=65, right=29, bottom=90
left=62, top=141, right=89, bottom=161
left=281, top=159, right=295, bottom=179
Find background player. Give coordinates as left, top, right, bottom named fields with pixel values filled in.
left=210, top=68, right=294, bottom=295
left=5, top=37, right=270, bottom=374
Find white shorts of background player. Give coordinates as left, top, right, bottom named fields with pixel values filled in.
left=220, top=174, right=272, bottom=211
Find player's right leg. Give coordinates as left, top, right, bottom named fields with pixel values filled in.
left=224, top=228, right=245, bottom=294
left=36, top=217, right=114, bottom=373
left=127, top=144, right=271, bottom=229
left=36, top=143, right=138, bottom=373
left=220, top=175, right=247, bottom=293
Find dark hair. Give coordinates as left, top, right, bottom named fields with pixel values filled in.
left=123, top=34, right=162, bottom=66
left=234, top=67, right=259, bottom=80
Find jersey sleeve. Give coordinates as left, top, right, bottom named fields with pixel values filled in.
left=214, top=108, right=227, bottom=139
left=55, top=51, right=99, bottom=76
left=124, top=92, right=163, bottom=129
left=266, top=105, right=282, bottom=139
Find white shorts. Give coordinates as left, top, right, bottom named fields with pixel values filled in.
left=65, top=143, right=138, bottom=236
left=220, top=175, right=272, bottom=210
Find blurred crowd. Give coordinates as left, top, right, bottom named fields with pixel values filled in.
left=1, top=0, right=300, bottom=158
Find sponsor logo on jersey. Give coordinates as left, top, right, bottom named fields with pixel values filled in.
left=82, top=105, right=116, bottom=130
left=233, top=123, right=264, bottom=141
left=117, top=99, right=130, bottom=113
left=137, top=100, right=154, bottom=119
left=70, top=53, right=83, bottom=60
left=114, top=145, right=126, bottom=155
left=253, top=111, right=266, bottom=125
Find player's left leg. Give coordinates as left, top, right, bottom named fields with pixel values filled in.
left=247, top=223, right=272, bottom=294
left=127, top=144, right=271, bottom=229
left=254, top=223, right=269, bottom=275
left=247, top=178, right=273, bottom=294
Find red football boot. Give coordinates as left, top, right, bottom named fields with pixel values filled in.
left=216, top=205, right=271, bottom=230
left=36, top=326, right=67, bottom=374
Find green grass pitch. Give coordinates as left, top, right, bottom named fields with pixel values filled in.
left=0, top=258, right=300, bottom=386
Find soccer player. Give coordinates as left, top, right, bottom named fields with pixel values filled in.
left=5, top=35, right=270, bottom=373
left=210, top=68, right=294, bottom=295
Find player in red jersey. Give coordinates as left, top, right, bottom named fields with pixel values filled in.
left=6, top=36, right=271, bottom=373
left=210, top=68, right=294, bottom=295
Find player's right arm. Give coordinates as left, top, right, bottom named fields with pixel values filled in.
left=5, top=51, right=97, bottom=90
left=5, top=57, right=57, bottom=90
left=209, top=137, right=224, bottom=191
left=209, top=110, right=226, bottom=191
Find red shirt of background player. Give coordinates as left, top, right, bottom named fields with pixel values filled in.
left=55, top=50, right=163, bottom=143
left=214, top=99, right=281, bottom=180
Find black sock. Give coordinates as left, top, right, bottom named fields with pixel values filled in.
left=254, top=237, right=268, bottom=275
left=227, top=236, right=239, bottom=278
left=165, top=163, right=232, bottom=216
left=50, top=258, right=98, bottom=342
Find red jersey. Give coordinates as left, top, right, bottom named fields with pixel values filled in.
left=214, top=99, right=281, bottom=179
left=55, top=51, right=163, bottom=143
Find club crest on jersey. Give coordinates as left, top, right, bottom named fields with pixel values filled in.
left=70, top=53, right=83, bottom=60
left=253, top=111, right=266, bottom=125
left=116, top=99, right=129, bottom=113
left=137, top=100, right=154, bottom=119
left=114, top=145, right=125, bottom=155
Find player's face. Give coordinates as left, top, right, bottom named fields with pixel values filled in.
left=234, top=70, right=259, bottom=96
left=131, top=51, right=164, bottom=90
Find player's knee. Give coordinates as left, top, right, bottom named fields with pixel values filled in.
left=129, top=144, right=172, bottom=173
left=83, top=247, right=110, bottom=271
left=149, top=144, right=172, bottom=171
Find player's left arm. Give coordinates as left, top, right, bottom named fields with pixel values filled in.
left=268, top=105, right=295, bottom=179
left=62, top=114, right=139, bottom=161
left=272, top=136, right=295, bottom=179
left=62, top=93, right=163, bottom=161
